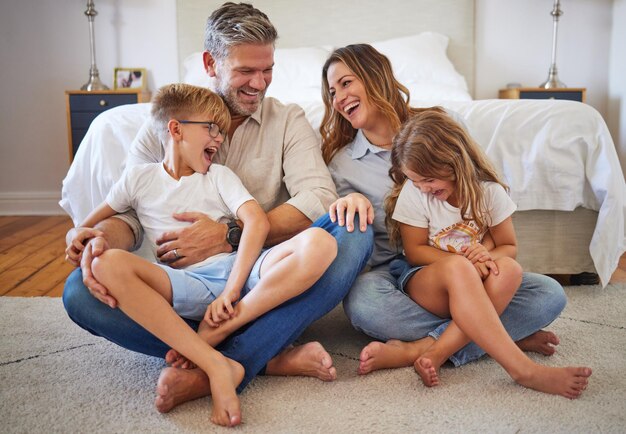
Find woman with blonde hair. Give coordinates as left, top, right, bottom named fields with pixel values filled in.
left=321, top=44, right=579, bottom=391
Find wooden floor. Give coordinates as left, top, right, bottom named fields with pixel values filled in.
left=0, top=215, right=74, bottom=297
left=0, top=215, right=624, bottom=298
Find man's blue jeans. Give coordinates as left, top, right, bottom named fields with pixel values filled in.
left=63, top=214, right=374, bottom=392
left=343, top=261, right=567, bottom=366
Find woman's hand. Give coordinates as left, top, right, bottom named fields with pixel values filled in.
left=328, top=193, right=374, bottom=232
left=156, top=212, right=228, bottom=268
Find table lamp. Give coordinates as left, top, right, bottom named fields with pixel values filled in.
left=539, top=0, right=566, bottom=89
left=81, top=0, right=109, bottom=91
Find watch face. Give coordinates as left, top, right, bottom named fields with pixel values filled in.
left=228, top=226, right=242, bottom=245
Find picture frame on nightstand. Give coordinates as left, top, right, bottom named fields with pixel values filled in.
left=113, top=67, right=147, bottom=90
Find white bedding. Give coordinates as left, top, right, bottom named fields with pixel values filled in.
left=60, top=98, right=626, bottom=287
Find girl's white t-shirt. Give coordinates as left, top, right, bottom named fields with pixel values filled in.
left=392, top=180, right=516, bottom=253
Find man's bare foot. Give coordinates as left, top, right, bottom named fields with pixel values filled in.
left=165, top=349, right=195, bottom=369
left=516, top=330, right=560, bottom=356
left=514, top=365, right=592, bottom=399
left=414, top=357, right=440, bottom=387
left=155, top=359, right=244, bottom=414
left=358, top=337, right=435, bottom=375
left=265, top=341, right=336, bottom=381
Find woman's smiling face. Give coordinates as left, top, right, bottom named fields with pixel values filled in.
left=326, top=61, right=376, bottom=131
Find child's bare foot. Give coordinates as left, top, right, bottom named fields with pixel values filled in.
left=207, top=357, right=245, bottom=427
left=155, top=359, right=244, bottom=414
left=165, top=349, right=195, bottom=369
left=516, top=330, right=560, bottom=356
left=358, top=337, right=434, bottom=375
left=414, top=357, right=440, bottom=387
left=265, top=341, right=336, bottom=381
left=514, top=365, right=592, bottom=399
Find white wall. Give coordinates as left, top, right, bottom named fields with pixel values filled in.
left=475, top=0, right=612, bottom=112
left=0, top=0, right=178, bottom=214
left=0, top=0, right=621, bottom=214
left=608, top=0, right=626, bottom=172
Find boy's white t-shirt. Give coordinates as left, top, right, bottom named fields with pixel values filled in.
left=392, top=181, right=516, bottom=253
left=106, top=162, right=254, bottom=268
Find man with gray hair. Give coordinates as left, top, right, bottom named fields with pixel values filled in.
left=62, top=2, right=373, bottom=423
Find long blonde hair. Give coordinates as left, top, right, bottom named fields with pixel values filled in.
left=320, top=44, right=429, bottom=163
left=384, top=110, right=508, bottom=247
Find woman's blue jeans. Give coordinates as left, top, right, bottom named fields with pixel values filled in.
left=343, top=261, right=567, bottom=366
left=63, top=214, right=374, bottom=392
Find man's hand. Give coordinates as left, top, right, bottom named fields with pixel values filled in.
left=329, top=193, right=374, bottom=232
left=81, top=236, right=118, bottom=308
left=65, top=227, right=104, bottom=267
left=156, top=212, right=228, bottom=268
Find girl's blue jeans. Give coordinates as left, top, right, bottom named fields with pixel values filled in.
left=343, top=259, right=567, bottom=367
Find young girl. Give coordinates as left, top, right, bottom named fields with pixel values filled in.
left=384, top=110, right=591, bottom=397
left=322, top=44, right=567, bottom=380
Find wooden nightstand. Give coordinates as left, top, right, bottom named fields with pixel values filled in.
left=498, top=87, right=586, bottom=103
left=65, top=89, right=151, bottom=162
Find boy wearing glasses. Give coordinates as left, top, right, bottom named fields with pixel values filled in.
left=77, top=83, right=337, bottom=426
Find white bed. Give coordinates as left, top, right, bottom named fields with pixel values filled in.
left=60, top=0, right=626, bottom=287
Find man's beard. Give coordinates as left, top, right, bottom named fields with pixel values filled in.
left=215, top=78, right=265, bottom=117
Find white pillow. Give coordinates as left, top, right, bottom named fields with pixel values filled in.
left=265, top=45, right=334, bottom=103
left=371, top=32, right=470, bottom=100
left=182, top=52, right=211, bottom=88
left=181, top=32, right=471, bottom=104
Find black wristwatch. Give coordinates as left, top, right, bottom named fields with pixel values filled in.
left=226, top=220, right=242, bottom=251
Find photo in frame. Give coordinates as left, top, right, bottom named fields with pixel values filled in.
left=113, top=67, right=147, bottom=90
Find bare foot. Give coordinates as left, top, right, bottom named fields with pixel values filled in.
left=414, top=357, right=440, bottom=387
left=265, top=341, right=336, bottom=381
left=155, top=359, right=244, bottom=414
left=358, top=337, right=434, bottom=375
left=516, top=330, right=560, bottom=356
left=164, top=349, right=195, bottom=369
left=515, top=365, right=592, bottom=399
left=207, top=357, right=244, bottom=427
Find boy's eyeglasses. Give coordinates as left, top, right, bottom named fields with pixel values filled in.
left=177, top=120, right=225, bottom=138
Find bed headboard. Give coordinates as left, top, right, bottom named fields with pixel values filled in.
left=176, top=0, right=475, bottom=96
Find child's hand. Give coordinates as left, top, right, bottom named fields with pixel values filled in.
left=461, top=243, right=492, bottom=264
left=473, top=259, right=499, bottom=280
left=65, top=227, right=104, bottom=266
left=204, top=291, right=239, bottom=327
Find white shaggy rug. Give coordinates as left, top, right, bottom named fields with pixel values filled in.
left=1, top=284, right=625, bottom=433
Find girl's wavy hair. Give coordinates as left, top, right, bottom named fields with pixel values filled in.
left=320, top=44, right=432, bottom=164
left=384, top=110, right=508, bottom=247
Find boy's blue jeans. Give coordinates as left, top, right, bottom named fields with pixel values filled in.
left=62, top=214, right=374, bottom=393
left=343, top=260, right=567, bottom=366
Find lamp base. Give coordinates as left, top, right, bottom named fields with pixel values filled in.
left=539, top=66, right=566, bottom=89
left=81, top=71, right=109, bottom=91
